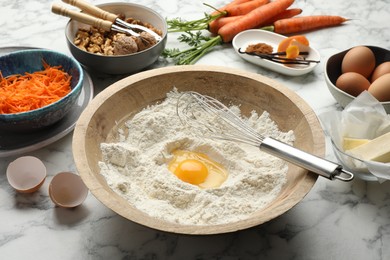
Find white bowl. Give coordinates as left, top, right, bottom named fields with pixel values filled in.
left=232, top=29, right=320, bottom=76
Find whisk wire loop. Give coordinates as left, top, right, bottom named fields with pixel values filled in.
left=177, top=91, right=264, bottom=147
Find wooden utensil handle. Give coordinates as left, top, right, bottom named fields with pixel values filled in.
left=62, top=0, right=118, bottom=22
left=52, top=3, right=112, bottom=31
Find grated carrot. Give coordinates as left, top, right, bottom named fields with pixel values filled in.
left=0, top=60, right=72, bottom=114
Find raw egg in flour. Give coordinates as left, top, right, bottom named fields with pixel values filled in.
left=168, top=150, right=228, bottom=189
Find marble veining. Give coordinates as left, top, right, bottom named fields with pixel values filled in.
left=1, top=0, right=390, bottom=259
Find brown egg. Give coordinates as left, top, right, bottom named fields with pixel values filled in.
left=341, top=46, right=376, bottom=78
left=336, top=72, right=371, bottom=97
left=368, top=73, right=390, bottom=101
left=371, top=61, right=390, bottom=82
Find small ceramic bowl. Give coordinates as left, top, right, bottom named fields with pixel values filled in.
left=49, top=172, right=88, bottom=208
left=232, top=29, right=320, bottom=76
left=0, top=49, right=84, bottom=132
left=324, top=45, right=390, bottom=113
left=6, top=156, right=47, bottom=193
left=65, top=2, right=167, bottom=74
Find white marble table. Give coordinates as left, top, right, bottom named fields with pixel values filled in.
left=1, top=0, right=390, bottom=259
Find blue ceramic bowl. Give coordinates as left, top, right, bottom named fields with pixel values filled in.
left=0, top=49, right=83, bottom=132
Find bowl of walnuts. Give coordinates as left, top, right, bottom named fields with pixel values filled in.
left=64, top=2, right=167, bottom=75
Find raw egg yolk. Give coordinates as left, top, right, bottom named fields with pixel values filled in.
left=174, top=159, right=208, bottom=185
left=168, top=150, right=228, bottom=189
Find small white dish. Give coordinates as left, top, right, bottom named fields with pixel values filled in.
left=232, top=29, right=320, bottom=76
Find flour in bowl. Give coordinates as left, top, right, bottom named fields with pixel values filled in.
left=99, top=90, right=295, bottom=225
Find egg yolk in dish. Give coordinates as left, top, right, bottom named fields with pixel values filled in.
left=168, top=150, right=228, bottom=189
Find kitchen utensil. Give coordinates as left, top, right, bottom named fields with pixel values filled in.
left=177, top=91, right=354, bottom=182
left=51, top=3, right=159, bottom=44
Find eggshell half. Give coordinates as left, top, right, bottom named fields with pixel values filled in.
left=49, top=172, right=88, bottom=208
left=6, top=156, right=47, bottom=193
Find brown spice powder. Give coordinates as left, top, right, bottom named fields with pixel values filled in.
left=245, top=43, right=273, bottom=55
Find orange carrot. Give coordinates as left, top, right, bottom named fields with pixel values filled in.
left=271, top=15, right=348, bottom=34
left=263, top=8, right=302, bottom=26
left=0, top=61, right=72, bottom=114
left=223, top=0, right=270, bottom=16
left=211, top=0, right=253, bottom=16
left=168, top=0, right=264, bottom=32
left=208, top=15, right=243, bottom=34
left=218, top=0, right=295, bottom=42
left=209, top=7, right=301, bottom=35
left=208, top=0, right=269, bottom=34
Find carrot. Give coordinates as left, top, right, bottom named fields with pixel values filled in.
left=209, top=7, right=301, bottom=35
left=167, top=0, right=268, bottom=32
left=262, top=8, right=302, bottom=26
left=222, top=0, right=270, bottom=17
left=270, top=15, right=348, bottom=34
left=218, top=0, right=295, bottom=42
left=208, top=15, right=243, bottom=34
left=163, top=0, right=295, bottom=64
left=210, top=0, right=253, bottom=16
left=0, top=61, right=72, bottom=114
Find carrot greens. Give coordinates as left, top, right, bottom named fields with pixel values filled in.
left=163, top=32, right=223, bottom=65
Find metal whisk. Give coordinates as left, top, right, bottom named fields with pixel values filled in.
left=177, top=91, right=354, bottom=182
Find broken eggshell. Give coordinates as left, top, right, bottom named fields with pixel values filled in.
left=6, top=156, right=47, bottom=193
left=49, top=172, right=88, bottom=208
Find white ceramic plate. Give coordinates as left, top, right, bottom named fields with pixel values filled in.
left=232, top=29, right=320, bottom=76
left=0, top=46, right=94, bottom=157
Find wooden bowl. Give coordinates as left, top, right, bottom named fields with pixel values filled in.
left=73, top=65, right=321, bottom=235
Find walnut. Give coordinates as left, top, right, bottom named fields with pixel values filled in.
left=74, top=30, right=90, bottom=47
left=87, top=44, right=102, bottom=54
left=113, top=35, right=138, bottom=55
left=90, top=32, right=104, bottom=45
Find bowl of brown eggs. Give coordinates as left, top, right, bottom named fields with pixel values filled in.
left=325, top=45, right=390, bottom=113
left=72, top=65, right=323, bottom=235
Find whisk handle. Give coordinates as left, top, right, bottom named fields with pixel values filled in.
left=260, top=137, right=354, bottom=182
